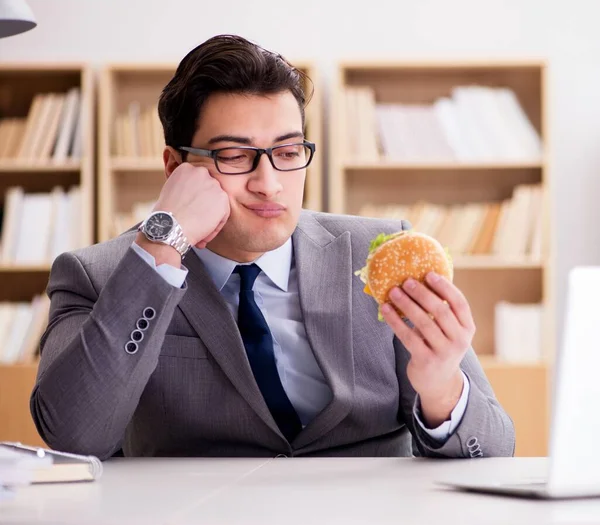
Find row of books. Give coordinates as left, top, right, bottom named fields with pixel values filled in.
left=359, top=183, right=543, bottom=259
left=113, top=102, right=164, bottom=158
left=112, top=199, right=155, bottom=237
left=0, top=88, right=82, bottom=162
left=495, top=301, right=543, bottom=363
left=0, top=295, right=50, bottom=365
left=343, top=84, right=543, bottom=162
left=0, top=186, right=84, bottom=265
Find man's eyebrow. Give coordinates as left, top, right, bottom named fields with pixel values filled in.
left=206, top=131, right=305, bottom=146
left=274, top=131, right=304, bottom=143
left=207, top=135, right=252, bottom=145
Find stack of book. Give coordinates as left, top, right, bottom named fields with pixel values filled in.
left=0, top=88, right=82, bottom=163
left=342, top=84, right=543, bottom=163
left=495, top=301, right=543, bottom=363
left=112, top=102, right=164, bottom=158
left=0, top=186, right=83, bottom=265
left=359, top=183, right=543, bottom=260
left=0, top=295, right=50, bottom=364
left=112, top=199, right=155, bottom=237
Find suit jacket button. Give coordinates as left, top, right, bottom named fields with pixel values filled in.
left=467, top=436, right=482, bottom=457
left=143, top=307, right=156, bottom=320
left=125, top=341, right=139, bottom=354
left=131, top=329, right=144, bottom=342
left=137, top=318, right=149, bottom=331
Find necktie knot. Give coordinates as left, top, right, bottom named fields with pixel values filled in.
left=235, top=263, right=262, bottom=292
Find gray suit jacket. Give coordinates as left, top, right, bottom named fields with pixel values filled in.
left=31, top=210, right=515, bottom=460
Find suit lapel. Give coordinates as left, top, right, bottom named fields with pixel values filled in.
left=177, top=252, right=282, bottom=438
left=292, top=211, right=355, bottom=449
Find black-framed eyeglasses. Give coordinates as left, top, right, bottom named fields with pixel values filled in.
left=178, top=140, right=316, bottom=175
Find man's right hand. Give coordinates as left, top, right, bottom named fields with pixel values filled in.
left=135, top=162, right=230, bottom=265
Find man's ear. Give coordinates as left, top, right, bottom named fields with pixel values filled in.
left=163, top=146, right=182, bottom=178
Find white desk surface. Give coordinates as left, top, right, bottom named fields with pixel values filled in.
left=3, top=457, right=600, bottom=524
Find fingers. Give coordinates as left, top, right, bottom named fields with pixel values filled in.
left=388, top=287, right=448, bottom=350
left=381, top=303, right=433, bottom=365
left=424, top=272, right=475, bottom=332
left=201, top=216, right=227, bottom=245
left=195, top=224, right=221, bottom=249
left=211, top=208, right=231, bottom=238
left=194, top=208, right=230, bottom=250
left=399, top=278, right=460, bottom=341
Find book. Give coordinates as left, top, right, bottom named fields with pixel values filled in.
left=348, top=84, right=543, bottom=163
left=0, top=442, right=103, bottom=484
left=494, top=301, right=543, bottom=363
left=0, top=442, right=52, bottom=491
left=354, top=181, right=543, bottom=259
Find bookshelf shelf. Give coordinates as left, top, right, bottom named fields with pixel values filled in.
left=0, top=265, right=52, bottom=273
left=452, top=256, right=544, bottom=269
left=344, top=161, right=545, bottom=171
left=481, top=358, right=550, bottom=457
left=337, top=59, right=547, bottom=70
left=0, top=161, right=82, bottom=173
left=478, top=356, right=549, bottom=370
left=330, top=60, right=553, bottom=457
left=0, top=363, right=44, bottom=447
left=110, top=158, right=164, bottom=171
left=0, top=64, right=95, bottom=446
left=98, top=61, right=323, bottom=242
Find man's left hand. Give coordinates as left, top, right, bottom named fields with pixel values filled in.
left=380, top=271, right=476, bottom=428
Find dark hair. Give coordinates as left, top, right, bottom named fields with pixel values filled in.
left=158, top=34, right=313, bottom=153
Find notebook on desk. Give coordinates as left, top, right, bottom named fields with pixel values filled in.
left=0, top=442, right=103, bottom=483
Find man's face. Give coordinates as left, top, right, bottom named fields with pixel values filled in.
left=186, top=91, right=307, bottom=262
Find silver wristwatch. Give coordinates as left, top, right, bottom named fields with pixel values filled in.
left=138, top=211, right=191, bottom=257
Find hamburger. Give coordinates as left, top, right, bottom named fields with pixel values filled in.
left=355, top=230, right=453, bottom=320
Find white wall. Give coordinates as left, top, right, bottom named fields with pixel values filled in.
left=3, top=0, right=600, bottom=343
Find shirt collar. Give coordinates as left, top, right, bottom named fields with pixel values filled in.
left=192, top=237, right=292, bottom=292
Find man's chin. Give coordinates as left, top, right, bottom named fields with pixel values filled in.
left=244, top=231, right=290, bottom=253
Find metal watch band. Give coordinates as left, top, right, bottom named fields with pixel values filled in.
left=167, top=223, right=191, bottom=257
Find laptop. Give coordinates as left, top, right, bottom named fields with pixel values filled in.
left=438, top=266, right=600, bottom=499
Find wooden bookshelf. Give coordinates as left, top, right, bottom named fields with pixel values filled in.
left=300, top=62, right=323, bottom=212
left=343, top=161, right=544, bottom=170
left=0, top=64, right=95, bottom=446
left=98, top=62, right=323, bottom=242
left=0, top=363, right=44, bottom=446
left=0, top=160, right=82, bottom=172
left=329, top=60, right=553, bottom=456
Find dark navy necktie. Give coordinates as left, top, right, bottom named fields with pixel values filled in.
left=235, top=263, right=302, bottom=442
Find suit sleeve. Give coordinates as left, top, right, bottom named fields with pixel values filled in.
left=392, top=217, right=514, bottom=457
left=395, top=338, right=516, bottom=457
left=413, top=370, right=470, bottom=441
left=30, top=247, right=187, bottom=460
left=130, top=241, right=188, bottom=287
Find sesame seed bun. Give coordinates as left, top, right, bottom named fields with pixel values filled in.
left=361, top=230, right=453, bottom=318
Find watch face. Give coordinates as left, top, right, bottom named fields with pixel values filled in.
left=145, top=212, right=174, bottom=241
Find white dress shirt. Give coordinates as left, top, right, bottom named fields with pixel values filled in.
left=131, top=240, right=470, bottom=441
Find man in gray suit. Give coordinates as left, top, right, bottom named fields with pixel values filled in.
left=31, top=34, right=514, bottom=460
